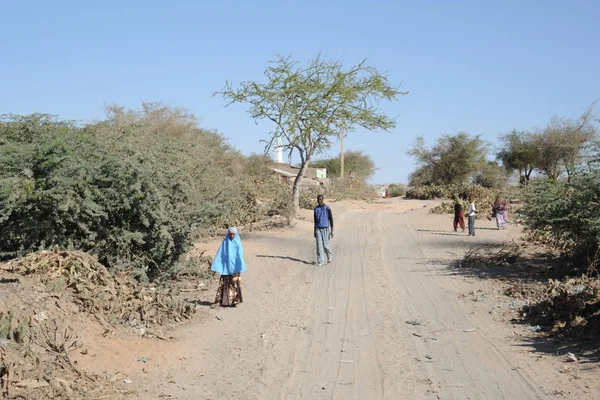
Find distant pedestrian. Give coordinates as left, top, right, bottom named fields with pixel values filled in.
left=210, top=227, right=247, bottom=307
left=493, top=196, right=508, bottom=230
left=453, top=194, right=466, bottom=232
left=467, top=196, right=477, bottom=236
left=314, top=195, right=333, bottom=266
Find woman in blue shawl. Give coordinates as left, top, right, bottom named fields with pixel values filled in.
left=211, top=227, right=247, bottom=307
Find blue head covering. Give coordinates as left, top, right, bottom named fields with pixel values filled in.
left=210, top=227, right=248, bottom=275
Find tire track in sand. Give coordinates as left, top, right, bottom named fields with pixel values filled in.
left=373, top=208, right=545, bottom=399
left=276, top=210, right=383, bottom=399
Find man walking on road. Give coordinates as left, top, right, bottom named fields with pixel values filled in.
left=314, top=195, right=333, bottom=266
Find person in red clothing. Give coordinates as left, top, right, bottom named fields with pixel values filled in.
left=453, top=194, right=466, bottom=232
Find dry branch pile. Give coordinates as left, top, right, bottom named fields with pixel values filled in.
left=454, top=242, right=521, bottom=269
left=455, top=243, right=600, bottom=340
left=520, top=277, right=600, bottom=337
left=0, top=250, right=200, bottom=399
left=429, top=201, right=454, bottom=215
left=3, top=250, right=195, bottom=328
left=1, top=319, right=119, bottom=399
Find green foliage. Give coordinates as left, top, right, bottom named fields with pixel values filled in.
left=522, top=172, right=600, bottom=262
left=0, top=312, right=28, bottom=344
left=327, top=178, right=378, bottom=201
left=299, top=191, right=317, bottom=210
left=496, top=130, right=539, bottom=183
left=216, top=54, right=406, bottom=208
left=298, top=178, right=378, bottom=209
left=533, top=110, right=598, bottom=180
left=510, top=104, right=599, bottom=181
left=45, top=277, right=67, bottom=292
left=472, top=161, right=509, bottom=189
left=405, top=185, right=446, bottom=200
left=0, top=107, right=290, bottom=280
left=406, top=183, right=500, bottom=212
left=408, top=132, right=488, bottom=186
left=312, top=150, right=377, bottom=180
left=387, top=183, right=406, bottom=197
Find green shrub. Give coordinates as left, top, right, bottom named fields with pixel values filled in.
left=406, top=183, right=505, bottom=215
left=311, top=150, right=376, bottom=180
left=405, top=185, right=446, bottom=200
left=0, top=107, right=291, bottom=280
left=327, top=178, right=378, bottom=201
left=0, top=117, right=188, bottom=279
left=299, top=191, right=317, bottom=210
left=387, top=183, right=406, bottom=197
left=522, top=174, right=600, bottom=264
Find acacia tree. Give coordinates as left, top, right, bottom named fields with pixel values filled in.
left=546, top=104, right=597, bottom=180
left=472, top=161, right=508, bottom=188
left=216, top=54, right=406, bottom=209
left=496, top=130, right=539, bottom=184
left=525, top=104, right=598, bottom=181
left=407, top=132, right=488, bottom=186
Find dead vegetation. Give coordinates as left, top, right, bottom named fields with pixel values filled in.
left=3, top=251, right=196, bottom=328
left=0, top=250, right=206, bottom=399
left=454, top=241, right=600, bottom=343
left=455, top=241, right=521, bottom=269
left=517, top=277, right=600, bottom=339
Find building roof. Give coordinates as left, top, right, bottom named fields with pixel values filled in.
left=269, top=162, right=322, bottom=179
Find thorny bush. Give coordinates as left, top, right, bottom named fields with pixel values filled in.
left=408, top=184, right=505, bottom=215
left=0, top=106, right=290, bottom=280
left=521, top=174, right=600, bottom=270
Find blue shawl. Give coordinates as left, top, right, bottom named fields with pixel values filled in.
left=210, top=228, right=248, bottom=275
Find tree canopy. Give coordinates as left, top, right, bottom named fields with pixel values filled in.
left=0, top=105, right=290, bottom=280
left=496, top=130, right=539, bottom=183
left=497, top=103, right=598, bottom=182
left=216, top=54, right=406, bottom=209
left=472, top=161, right=509, bottom=189
left=408, top=132, right=488, bottom=186
left=311, top=150, right=377, bottom=180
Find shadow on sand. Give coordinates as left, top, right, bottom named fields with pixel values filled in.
left=256, top=254, right=314, bottom=265
left=416, top=228, right=500, bottom=235
left=513, top=328, right=600, bottom=364
left=447, top=241, right=600, bottom=363
left=193, top=300, right=216, bottom=307
left=448, top=242, right=565, bottom=283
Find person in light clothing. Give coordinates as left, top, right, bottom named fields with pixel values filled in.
left=314, top=195, right=333, bottom=265
left=467, top=197, right=477, bottom=236
left=493, top=196, right=508, bottom=230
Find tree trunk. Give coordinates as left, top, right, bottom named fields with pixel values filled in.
left=518, top=168, right=525, bottom=185
left=291, top=161, right=310, bottom=211
left=524, top=167, right=533, bottom=183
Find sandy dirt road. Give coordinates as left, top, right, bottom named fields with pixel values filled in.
left=127, top=200, right=597, bottom=399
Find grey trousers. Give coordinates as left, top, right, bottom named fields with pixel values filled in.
left=315, top=227, right=332, bottom=264
left=468, top=215, right=476, bottom=236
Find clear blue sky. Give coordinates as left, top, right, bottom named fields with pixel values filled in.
left=2, top=0, right=599, bottom=183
